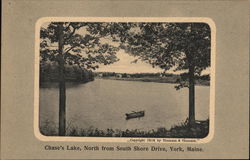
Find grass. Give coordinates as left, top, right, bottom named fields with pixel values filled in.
left=40, top=118, right=209, bottom=138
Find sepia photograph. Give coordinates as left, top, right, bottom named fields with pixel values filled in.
left=2, top=0, right=249, bottom=159
left=37, top=19, right=214, bottom=139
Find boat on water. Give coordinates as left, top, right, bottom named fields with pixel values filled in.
left=125, top=111, right=145, bottom=120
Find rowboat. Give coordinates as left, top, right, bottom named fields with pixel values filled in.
left=125, top=111, right=145, bottom=120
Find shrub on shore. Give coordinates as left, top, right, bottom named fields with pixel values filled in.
left=40, top=119, right=209, bottom=138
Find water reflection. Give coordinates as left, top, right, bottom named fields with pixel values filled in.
left=39, top=79, right=209, bottom=131
left=40, top=82, right=87, bottom=88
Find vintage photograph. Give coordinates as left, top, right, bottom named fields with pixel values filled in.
left=2, top=0, right=249, bottom=158
left=38, top=21, right=211, bottom=139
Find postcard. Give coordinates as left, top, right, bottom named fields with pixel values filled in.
left=1, top=0, right=249, bottom=159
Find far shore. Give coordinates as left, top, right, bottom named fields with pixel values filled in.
left=96, top=77, right=210, bottom=86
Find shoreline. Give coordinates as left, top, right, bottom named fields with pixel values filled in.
left=40, top=118, right=209, bottom=138
left=39, top=77, right=210, bottom=87
left=96, top=77, right=210, bottom=86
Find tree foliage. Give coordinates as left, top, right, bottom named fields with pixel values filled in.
left=40, top=22, right=120, bottom=71
left=116, top=23, right=211, bottom=89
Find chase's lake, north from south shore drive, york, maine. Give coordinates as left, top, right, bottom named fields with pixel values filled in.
left=39, top=79, right=209, bottom=131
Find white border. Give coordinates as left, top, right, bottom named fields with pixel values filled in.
left=34, top=17, right=216, bottom=143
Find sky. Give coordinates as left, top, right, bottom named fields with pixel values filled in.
left=95, top=49, right=210, bottom=75
left=95, top=50, right=164, bottom=73
left=75, top=25, right=166, bottom=73
left=77, top=23, right=210, bottom=74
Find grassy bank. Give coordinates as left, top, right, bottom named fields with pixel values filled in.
left=40, top=119, right=209, bottom=138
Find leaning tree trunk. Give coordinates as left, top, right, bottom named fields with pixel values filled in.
left=58, top=23, right=66, bottom=136
left=188, top=54, right=195, bottom=127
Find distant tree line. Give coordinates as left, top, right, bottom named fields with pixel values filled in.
left=95, top=71, right=210, bottom=84
left=40, top=62, right=94, bottom=83
left=95, top=72, right=174, bottom=77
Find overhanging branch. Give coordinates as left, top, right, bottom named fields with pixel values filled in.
left=64, top=26, right=77, bottom=43
left=64, top=44, right=79, bottom=54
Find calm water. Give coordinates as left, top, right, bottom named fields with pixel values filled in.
left=39, top=79, right=209, bottom=131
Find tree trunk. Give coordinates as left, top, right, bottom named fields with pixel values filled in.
left=58, top=23, right=66, bottom=136
left=188, top=56, right=195, bottom=127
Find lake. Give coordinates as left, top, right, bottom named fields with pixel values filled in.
left=39, top=79, right=209, bottom=131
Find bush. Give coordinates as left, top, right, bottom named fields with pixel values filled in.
left=40, top=119, right=209, bottom=138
